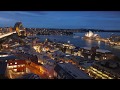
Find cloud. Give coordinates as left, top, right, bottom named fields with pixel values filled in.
left=13, top=11, right=41, bottom=17
left=0, top=11, right=120, bottom=30
left=0, top=17, right=15, bottom=22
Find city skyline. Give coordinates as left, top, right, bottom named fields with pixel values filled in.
left=1, top=11, right=120, bottom=79
left=0, top=11, right=120, bottom=30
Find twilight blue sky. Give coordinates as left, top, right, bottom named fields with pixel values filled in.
left=0, top=11, right=120, bottom=30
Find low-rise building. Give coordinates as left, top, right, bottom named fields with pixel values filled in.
left=44, top=59, right=56, bottom=66
left=7, top=60, right=26, bottom=72
left=15, top=73, right=41, bottom=79
left=87, top=60, right=120, bottom=79
left=80, top=47, right=115, bottom=60
left=54, top=63, right=91, bottom=79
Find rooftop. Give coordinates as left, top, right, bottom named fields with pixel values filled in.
left=46, top=59, right=56, bottom=63
left=81, top=47, right=91, bottom=50
left=96, top=49, right=111, bottom=53
left=94, top=60, right=120, bottom=77
left=16, top=73, right=41, bottom=79
left=57, top=63, right=91, bottom=79
left=81, top=47, right=111, bottom=53
left=0, top=55, right=20, bottom=61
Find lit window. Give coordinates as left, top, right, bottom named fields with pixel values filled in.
left=13, top=69, right=17, bottom=72
left=8, top=66, right=13, bottom=69
left=13, top=65, right=17, bottom=68
left=21, top=65, right=24, bottom=67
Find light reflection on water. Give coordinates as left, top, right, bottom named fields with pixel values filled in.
left=37, top=32, right=120, bottom=58
left=84, top=39, right=93, bottom=47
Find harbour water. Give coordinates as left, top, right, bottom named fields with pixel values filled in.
left=37, top=32, right=120, bottom=58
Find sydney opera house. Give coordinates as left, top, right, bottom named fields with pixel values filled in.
left=83, top=31, right=100, bottom=40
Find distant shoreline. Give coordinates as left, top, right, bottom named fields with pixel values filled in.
left=25, top=27, right=120, bottom=33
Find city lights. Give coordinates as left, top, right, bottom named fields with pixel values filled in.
left=0, top=12, right=120, bottom=79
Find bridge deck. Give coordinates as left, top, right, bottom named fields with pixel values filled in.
left=0, top=30, right=24, bottom=39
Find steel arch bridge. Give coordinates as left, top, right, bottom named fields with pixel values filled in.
left=14, top=22, right=26, bottom=36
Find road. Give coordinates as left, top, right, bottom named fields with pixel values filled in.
left=26, top=64, right=49, bottom=79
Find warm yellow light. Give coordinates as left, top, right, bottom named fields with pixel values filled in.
left=89, top=67, right=113, bottom=79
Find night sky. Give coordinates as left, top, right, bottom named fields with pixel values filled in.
left=0, top=11, right=120, bottom=30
